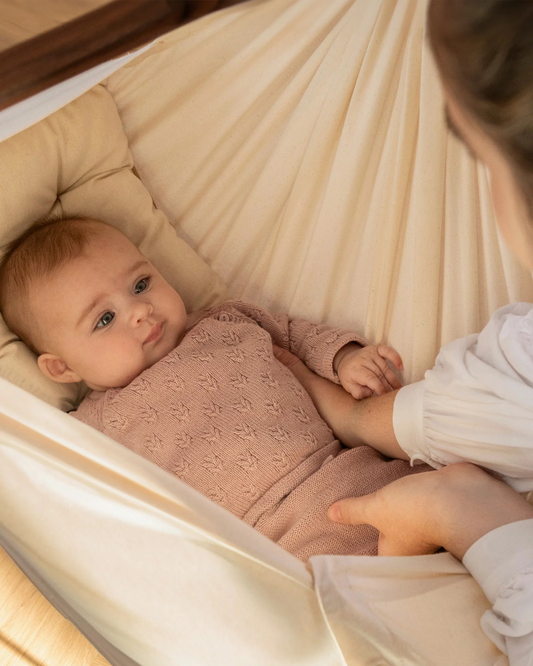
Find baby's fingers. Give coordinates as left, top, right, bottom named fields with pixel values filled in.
left=358, top=367, right=391, bottom=396
left=346, top=384, right=373, bottom=400
left=374, top=355, right=402, bottom=390
left=377, top=345, right=403, bottom=371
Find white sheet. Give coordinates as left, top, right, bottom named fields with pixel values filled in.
left=0, top=377, right=346, bottom=666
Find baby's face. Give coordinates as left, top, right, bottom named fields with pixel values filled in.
left=32, top=227, right=187, bottom=391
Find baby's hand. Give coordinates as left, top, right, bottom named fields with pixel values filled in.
left=333, top=343, right=403, bottom=399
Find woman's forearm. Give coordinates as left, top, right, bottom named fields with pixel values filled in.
left=276, top=345, right=408, bottom=459
left=341, top=390, right=408, bottom=459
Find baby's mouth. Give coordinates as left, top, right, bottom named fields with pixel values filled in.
left=144, top=322, right=163, bottom=345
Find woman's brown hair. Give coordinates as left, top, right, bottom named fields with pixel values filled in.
left=428, top=0, right=533, bottom=214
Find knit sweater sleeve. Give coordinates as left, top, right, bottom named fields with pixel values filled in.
left=228, top=301, right=366, bottom=383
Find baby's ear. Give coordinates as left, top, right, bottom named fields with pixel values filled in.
left=37, top=353, right=82, bottom=384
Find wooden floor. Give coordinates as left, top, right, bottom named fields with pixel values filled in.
left=0, top=7, right=115, bottom=666
left=0, top=548, right=111, bottom=666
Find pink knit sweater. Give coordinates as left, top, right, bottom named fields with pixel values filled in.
left=72, top=301, right=422, bottom=560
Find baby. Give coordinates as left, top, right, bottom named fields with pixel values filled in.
left=0, top=216, right=423, bottom=561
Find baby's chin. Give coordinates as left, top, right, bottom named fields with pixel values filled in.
left=84, top=368, right=143, bottom=392
left=86, top=355, right=170, bottom=392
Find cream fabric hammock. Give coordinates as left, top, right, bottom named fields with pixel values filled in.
left=0, top=0, right=530, bottom=664
left=106, top=0, right=533, bottom=379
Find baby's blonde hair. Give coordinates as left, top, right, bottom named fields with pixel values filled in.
left=0, top=216, right=113, bottom=353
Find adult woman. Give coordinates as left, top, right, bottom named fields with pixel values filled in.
left=333, top=2, right=533, bottom=664
left=280, top=1, right=533, bottom=663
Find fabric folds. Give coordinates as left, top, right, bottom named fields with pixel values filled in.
left=0, top=378, right=346, bottom=666
left=107, top=0, right=533, bottom=385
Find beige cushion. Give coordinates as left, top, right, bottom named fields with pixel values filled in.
left=0, top=85, right=229, bottom=412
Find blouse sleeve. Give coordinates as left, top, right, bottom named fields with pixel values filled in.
left=463, top=519, right=533, bottom=666
left=392, top=303, right=533, bottom=492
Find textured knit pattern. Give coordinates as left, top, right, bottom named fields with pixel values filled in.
left=72, top=301, right=424, bottom=560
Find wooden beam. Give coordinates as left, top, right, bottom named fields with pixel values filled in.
left=0, top=0, right=247, bottom=112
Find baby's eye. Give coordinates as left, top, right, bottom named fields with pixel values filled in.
left=96, top=312, right=114, bottom=329
left=134, top=277, right=150, bottom=294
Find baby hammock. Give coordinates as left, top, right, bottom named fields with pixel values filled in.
left=0, top=0, right=531, bottom=664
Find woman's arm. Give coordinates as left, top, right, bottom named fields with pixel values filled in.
left=273, top=345, right=408, bottom=458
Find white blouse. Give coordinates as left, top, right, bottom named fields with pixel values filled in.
left=463, top=520, right=533, bottom=666
left=393, top=302, right=533, bottom=492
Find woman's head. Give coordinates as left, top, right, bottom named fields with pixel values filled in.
left=428, top=0, right=533, bottom=269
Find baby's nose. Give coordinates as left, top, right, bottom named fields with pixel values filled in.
left=131, top=301, right=153, bottom=324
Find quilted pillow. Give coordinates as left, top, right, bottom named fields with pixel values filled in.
left=0, top=85, right=229, bottom=411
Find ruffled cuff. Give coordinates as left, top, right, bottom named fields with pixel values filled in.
left=463, top=519, right=533, bottom=604
left=392, top=381, right=438, bottom=467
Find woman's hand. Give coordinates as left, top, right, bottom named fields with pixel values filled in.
left=329, top=463, right=533, bottom=559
